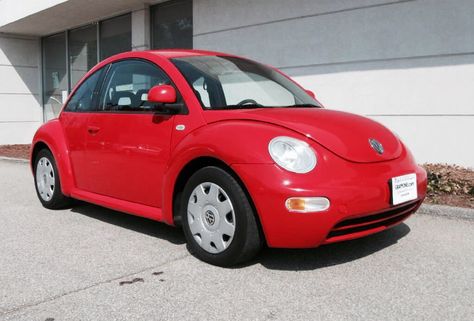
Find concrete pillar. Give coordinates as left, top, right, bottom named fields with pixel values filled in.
left=0, top=34, right=42, bottom=143
left=131, top=5, right=150, bottom=51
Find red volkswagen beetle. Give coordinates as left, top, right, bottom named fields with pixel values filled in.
left=31, top=50, right=427, bottom=266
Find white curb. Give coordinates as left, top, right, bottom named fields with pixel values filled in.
left=418, top=203, right=474, bottom=221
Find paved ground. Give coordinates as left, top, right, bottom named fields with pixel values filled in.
left=0, top=159, right=473, bottom=321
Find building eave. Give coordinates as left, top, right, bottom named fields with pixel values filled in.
left=0, top=0, right=165, bottom=36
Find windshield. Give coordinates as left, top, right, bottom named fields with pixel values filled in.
left=171, top=55, right=320, bottom=110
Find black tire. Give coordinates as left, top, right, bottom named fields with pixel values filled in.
left=34, top=149, right=73, bottom=209
left=181, top=166, right=263, bottom=266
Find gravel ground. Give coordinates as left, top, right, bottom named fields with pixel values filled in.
left=0, top=159, right=473, bottom=321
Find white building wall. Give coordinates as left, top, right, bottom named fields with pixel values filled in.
left=194, top=0, right=474, bottom=167
left=0, top=34, right=42, bottom=144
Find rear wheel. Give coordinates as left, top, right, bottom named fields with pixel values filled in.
left=34, top=149, right=72, bottom=209
left=181, top=166, right=262, bottom=266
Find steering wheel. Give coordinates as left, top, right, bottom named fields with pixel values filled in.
left=237, top=99, right=261, bottom=106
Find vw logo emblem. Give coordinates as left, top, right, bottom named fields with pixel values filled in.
left=369, top=138, right=384, bottom=155
left=204, top=210, right=216, bottom=226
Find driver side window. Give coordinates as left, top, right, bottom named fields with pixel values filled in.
left=100, top=60, right=172, bottom=112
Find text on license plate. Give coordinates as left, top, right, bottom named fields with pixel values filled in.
left=390, top=173, right=417, bottom=205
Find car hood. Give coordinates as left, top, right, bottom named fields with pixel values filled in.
left=202, top=108, right=402, bottom=163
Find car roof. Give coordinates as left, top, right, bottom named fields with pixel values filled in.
left=88, top=49, right=237, bottom=74
left=144, top=49, right=232, bottom=59
left=81, top=49, right=243, bottom=89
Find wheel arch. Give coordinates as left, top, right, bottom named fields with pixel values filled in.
left=161, top=119, right=303, bottom=237
left=31, top=141, right=50, bottom=169
left=170, top=156, right=266, bottom=245
left=31, top=120, right=75, bottom=196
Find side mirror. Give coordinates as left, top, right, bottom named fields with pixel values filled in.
left=148, top=85, right=177, bottom=104
left=147, top=85, right=183, bottom=114
left=305, top=89, right=316, bottom=100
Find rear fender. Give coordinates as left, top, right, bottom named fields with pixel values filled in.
left=31, top=119, right=74, bottom=196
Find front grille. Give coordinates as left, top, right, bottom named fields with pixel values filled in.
left=327, top=200, right=420, bottom=239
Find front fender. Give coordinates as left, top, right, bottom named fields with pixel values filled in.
left=161, top=120, right=306, bottom=224
left=31, top=119, right=74, bottom=196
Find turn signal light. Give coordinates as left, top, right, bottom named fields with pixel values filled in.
left=285, top=197, right=330, bottom=213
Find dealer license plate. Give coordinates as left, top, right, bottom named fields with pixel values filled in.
left=390, top=173, right=417, bottom=205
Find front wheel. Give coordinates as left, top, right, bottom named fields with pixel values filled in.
left=34, top=149, right=72, bottom=209
left=181, top=166, right=263, bottom=266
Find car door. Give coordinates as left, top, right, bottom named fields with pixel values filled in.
left=82, top=59, right=177, bottom=208
left=60, top=67, right=107, bottom=190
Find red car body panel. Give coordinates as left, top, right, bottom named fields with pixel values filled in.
left=232, top=147, right=426, bottom=248
left=203, top=108, right=403, bottom=163
left=31, top=49, right=427, bottom=248
left=31, top=119, right=76, bottom=195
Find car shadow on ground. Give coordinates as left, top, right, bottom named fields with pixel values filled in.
left=252, top=223, right=411, bottom=271
left=70, top=201, right=186, bottom=245
left=69, top=201, right=411, bottom=270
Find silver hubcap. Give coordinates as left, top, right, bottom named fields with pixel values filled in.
left=36, top=157, right=55, bottom=201
left=187, top=182, right=236, bottom=254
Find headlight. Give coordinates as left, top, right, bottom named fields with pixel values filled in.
left=268, top=136, right=317, bottom=173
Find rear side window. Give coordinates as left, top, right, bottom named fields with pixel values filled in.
left=65, top=68, right=104, bottom=112
left=99, top=60, right=172, bottom=112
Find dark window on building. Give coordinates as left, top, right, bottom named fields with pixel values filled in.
left=42, top=32, right=67, bottom=119
left=100, top=14, right=132, bottom=60
left=151, top=0, right=193, bottom=49
left=41, top=13, right=132, bottom=120
left=69, top=24, right=98, bottom=87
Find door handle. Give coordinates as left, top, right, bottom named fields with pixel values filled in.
left=87, top=126, right=100, bottom=135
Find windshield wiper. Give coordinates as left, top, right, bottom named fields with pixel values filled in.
left=284, top=103, right=319, bottom=108
left=223, top=104, right=264, bottom=109
left=210, top=103, right=319, bottom=110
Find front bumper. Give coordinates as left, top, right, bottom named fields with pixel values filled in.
left=231, top=145, right=427, bottom=248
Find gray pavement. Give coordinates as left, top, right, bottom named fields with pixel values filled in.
left=0, top=159, right=473, bottom=321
